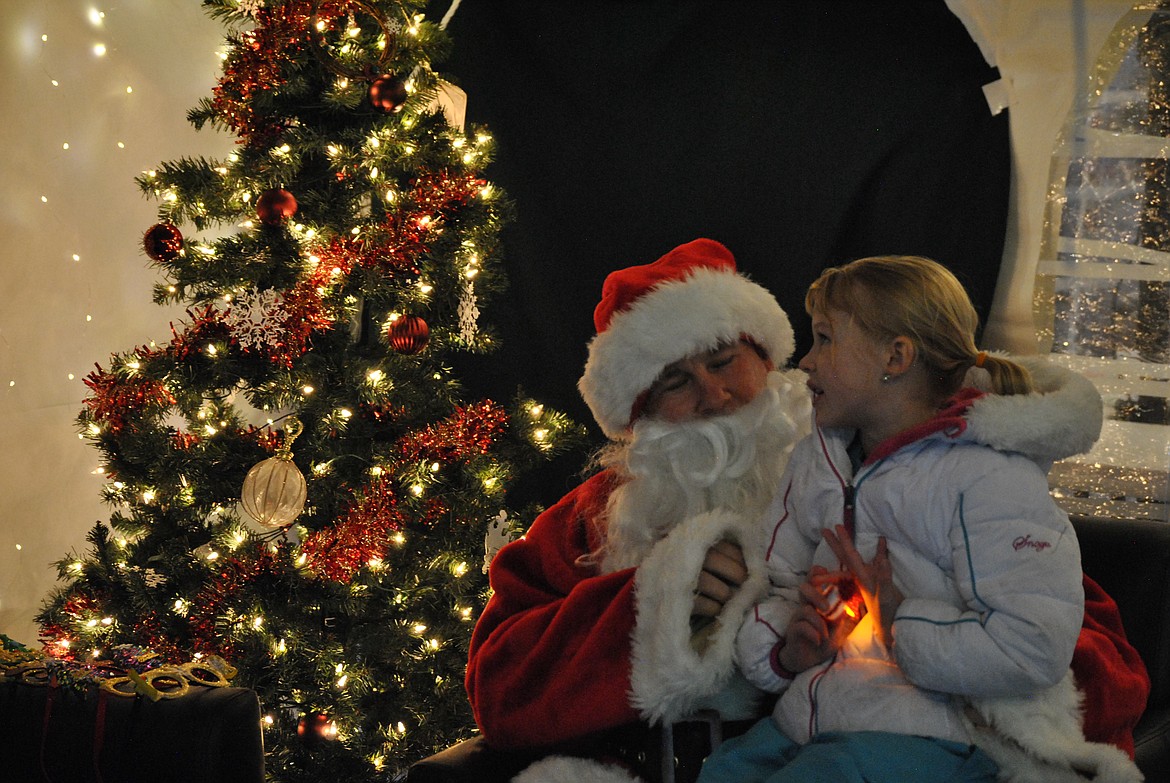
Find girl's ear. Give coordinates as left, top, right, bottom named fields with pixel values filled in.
left=885, top=336, right=917, bottom=377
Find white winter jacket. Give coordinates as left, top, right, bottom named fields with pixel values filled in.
left=737, top=357, right=1101, bottom=748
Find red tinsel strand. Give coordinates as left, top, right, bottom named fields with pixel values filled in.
left=311, top=169, right=483, bottom=278
left=357, top=211, right=431, bottom=273
left=83, top=367, right=177, bottom=435
left=315, top=215, right=426, bottom=276
left=408, top=170, right=486, bottom=216
left=165, top=305, right=231, bottom=361
left=273, top=281, right=335, bottom=367
left=422, top=496, right=451, bottom=526
left=37, top=624, right=72, bottom=657
left=134, top=614, right=188, bottom=664
left=187, top=548, right=280, bottom=659
left=300, top=476, right=406, bottom=582
left=211, top=0, right=350, bottom=146
left=247, top=425, right=284, bottom=453
left=170, top=431, right=201, bottom=450
left=40, top=593, right=109, bottom=660
left=358, top=401, right=407, bottom=422
left=396, top=401, right=508, bottom=464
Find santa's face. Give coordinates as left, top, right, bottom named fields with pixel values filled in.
left=641, top=341, right=773, bottom=424
left=598, top=370, right=802, bottom=572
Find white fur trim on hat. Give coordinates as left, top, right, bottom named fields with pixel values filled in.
left=579, top=267, right=794, bottom=439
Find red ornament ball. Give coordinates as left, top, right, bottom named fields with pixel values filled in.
left=368, top=75, right=408, bottom=113
left=385, top=315, right=430, bottom=354
left=256, top=188, right=298, bottom=226
left=296, top=712, right=337, bottom=744
left=143, top=223, right=184, bottom=262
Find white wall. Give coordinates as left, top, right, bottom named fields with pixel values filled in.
left=0, top=0, right=228, bottom=646
left=0, top=0, right=1141, bottom=647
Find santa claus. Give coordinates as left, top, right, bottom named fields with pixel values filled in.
left=459, top=239, right=1147, bottom=783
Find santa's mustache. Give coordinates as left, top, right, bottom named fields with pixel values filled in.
left=597, top=372, right=802, bottom=573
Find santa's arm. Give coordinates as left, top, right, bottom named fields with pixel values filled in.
left=1075, top=574, right=1149, bottom=756
left=629, top=508, right=769, bottom=724
left=466, top=473, right=643, bottom=750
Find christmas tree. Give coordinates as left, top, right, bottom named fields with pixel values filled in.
left=32, top=1, right=581, bottom=779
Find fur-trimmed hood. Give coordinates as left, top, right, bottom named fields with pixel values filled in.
left=960, top=355, right=1103, bottom=467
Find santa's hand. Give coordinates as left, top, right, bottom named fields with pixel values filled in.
left=821, top=525, right=902, bottom=649
left=691, top=539, right=747, bottom=619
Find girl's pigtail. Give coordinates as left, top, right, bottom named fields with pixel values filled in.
left=978, top=352, right=1034, bottom=396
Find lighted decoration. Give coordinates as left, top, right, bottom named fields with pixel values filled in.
left=296, top=712, right=338, bottom=744
left=1033, top=4, right=1170, bottom=520
left=299, top=473, right=407, bottom=582
left=143, top=222, right=184, bottom=262
left=308, top=0, right=397, bottom=80
left=384, top=314, right=429, bottom=354
left=240, top=417, right=307, bottom=528
left=368, top=74, right=408, bottom=113
left=256, top=187, right=298, bottom=226
left=818, top=580, right=865, bottom=624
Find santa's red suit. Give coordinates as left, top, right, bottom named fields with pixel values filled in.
left=464, top=239, right=1149, bottom=782
left=466, top=468, right=1149, bottom=754
left=467, top=469, right=772, bottom=751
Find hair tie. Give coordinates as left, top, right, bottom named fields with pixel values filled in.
left=975, top=351, right=987, bottom=368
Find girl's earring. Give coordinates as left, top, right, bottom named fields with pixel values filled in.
left=881, top=373, right=892, bottom=383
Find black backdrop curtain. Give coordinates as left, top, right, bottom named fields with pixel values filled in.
left=431, top=1, right=1011, bottom=504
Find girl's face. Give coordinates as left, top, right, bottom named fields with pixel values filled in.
left=798, top=309, right=888, bottom=433
left=642, top=340, right=773, bottom=424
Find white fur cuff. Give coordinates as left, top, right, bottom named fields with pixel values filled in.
left=629, top=508, right=767, bottom=724
left=513, top=755, right=643, bottom=783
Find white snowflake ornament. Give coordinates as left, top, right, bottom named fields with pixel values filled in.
left=483, top=510, right=512, bottom=574
left=235, top=0, right=266, bottom=18
left=224, top=288, right=289, bottom=353
left=458, top=280, right=480, bottom=344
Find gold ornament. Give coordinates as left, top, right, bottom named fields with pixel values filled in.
left=241, top=418, right=307, bottom=529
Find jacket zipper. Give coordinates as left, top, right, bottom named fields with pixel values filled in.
left=842, top=482, right=856, bottom=538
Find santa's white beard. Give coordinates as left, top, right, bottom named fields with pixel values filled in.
left=598, top=371, right=806, bottom=573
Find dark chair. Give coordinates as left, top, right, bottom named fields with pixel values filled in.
left=1072, top=515, right=1170, bottom=780
left=407, top=513, right=1170, bottom=783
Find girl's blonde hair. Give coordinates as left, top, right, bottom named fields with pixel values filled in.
left=805, top=255, right=1032, bottom=398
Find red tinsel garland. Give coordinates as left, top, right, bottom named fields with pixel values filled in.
left=188, top=547, right=281, bottom=659
left=40, top=593, right=107, bottom=661
left=165, top=305, right=233, bottom=361
left=300, top=475, right=406, bottom=582
left=408, top=170, right=487, bottom=216
left=396, top=400, right=508, bottom=464
left=83, top=364, right=177, bottom=435
left=313, top=170, right=484, bottom=276
left=211, top=0, right=349, bottom=146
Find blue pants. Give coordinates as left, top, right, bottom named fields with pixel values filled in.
left=696, top=718, right=999, bottom=783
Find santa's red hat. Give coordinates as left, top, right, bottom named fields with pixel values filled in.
left=578, top=238, right=794, bottom=438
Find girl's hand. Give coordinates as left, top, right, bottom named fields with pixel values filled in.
left=776, top=565, right=856, bottom=674
left=778, top=596, right=840, bottom=674
left=821, top=525, right=903, bottom=649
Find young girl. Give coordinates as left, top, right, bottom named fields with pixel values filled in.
left=699, top=256, right=1142, bottom=783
